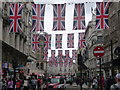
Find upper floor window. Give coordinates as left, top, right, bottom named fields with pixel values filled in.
left=97, top=36, right=103, bottom=43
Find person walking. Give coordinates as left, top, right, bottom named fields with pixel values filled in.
left=16, top=80, right=21, bottom=90
left=110, top=73, right=120, bottom=90
left=37, top=77, right=42, bottom=90
left=92, top=77, right=98, bottom=90
left=31, top=77, right=37, bottom=90
left=7, top=78, right=13, bottom=90
left=105, top=76, right=116, bottom=90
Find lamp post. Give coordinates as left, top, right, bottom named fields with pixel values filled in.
left=73, top=60, right=76, bottom=76
left=46, top=59, right=49, bottom=77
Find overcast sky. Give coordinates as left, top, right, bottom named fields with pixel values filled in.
left=33, top=0, right=103, bottom=4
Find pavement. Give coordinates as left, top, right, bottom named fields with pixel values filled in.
left=65, top=82, right=91, bottom=90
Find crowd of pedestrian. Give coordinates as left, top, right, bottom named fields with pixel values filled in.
left=2, top=75, right=44, bottom=90
left=1, top=73, right=120, bottom=90
left=73, top=73, right=120, bottom=90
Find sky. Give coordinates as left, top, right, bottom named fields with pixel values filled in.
left=33, top=0, right=103, bottom=4
left=32, top=0, right=103, bottom=57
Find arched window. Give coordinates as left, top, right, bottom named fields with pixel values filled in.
left=41, top=63, right=44, bottom=70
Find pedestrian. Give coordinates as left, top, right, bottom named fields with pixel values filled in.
left=37, top=77, right=42, bottom=90
left=27, top=77, right=32, bottom=89
left=16, top=80, right=21, bottom=90
left=105, top=76, right=116, bottom=90
left=75, top=77, right=79, bottom=85
left=31, top=77, right=37, bottom=90
left=7, top=78, right=13, bottom=90
left=92, top=77, right=98, bottom=90
left=110, top=73, right=120, bottom=90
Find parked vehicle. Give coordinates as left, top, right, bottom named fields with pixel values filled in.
left=46, top=76, right=66, bottom=89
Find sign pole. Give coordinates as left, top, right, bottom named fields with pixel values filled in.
left=93, top=46, right=105, bottom=90
left=99, top=58, right=102, bottom=90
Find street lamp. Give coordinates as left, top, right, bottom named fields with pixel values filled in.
left=73, top=60, right=77, bottom=76
left=46, top=59, right=49, bottom=77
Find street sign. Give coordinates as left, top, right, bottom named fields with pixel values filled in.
left=93, top=46, right=105, bottom=58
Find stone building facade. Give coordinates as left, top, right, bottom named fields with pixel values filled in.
left=103, top=2, right=120, bottom=77
left=0, top=2, right=41, bottom=78
left=84, top=13, right=105, bottom=78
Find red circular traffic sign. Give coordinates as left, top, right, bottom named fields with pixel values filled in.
left=93, top=46, right=105, bottom=58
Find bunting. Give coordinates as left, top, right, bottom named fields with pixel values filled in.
left=52, top=4, right=66, bottom=31
left=55, top=34, right=63, bottom=49
left=64, top=50, right=70, bottom=67
left=67, top=33, right=74, bottom=48
left=49, top=50, right=58, bottom=67
left=31, top=4, right=45, bottom=32
left=43, top=49, right=48, bottom=61
left=57, top=50, right=63, bottom=67
left=78, top=33, right=86, bottom=49
left=9, top=3, right=24, bottom=32
left=31, top=34, right=40, bottom=51
left=73, top=3, right=86, bottom=30
left=96, top=2, right=110, bottom=30
left=44, top=34, right=51, bottom=49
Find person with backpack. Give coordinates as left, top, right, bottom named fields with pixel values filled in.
left=110, top=73, right=120, bottom=90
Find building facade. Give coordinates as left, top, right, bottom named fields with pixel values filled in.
left=1, top=2, right=40, bottom=78
left=103, top=2, right=120, bottom=77
left=84, top=13, right=105, bottom=78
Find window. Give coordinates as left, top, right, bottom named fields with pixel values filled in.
left=41, top=63, right=44, bottom=70
left=97, top=36, right=103, bottom=43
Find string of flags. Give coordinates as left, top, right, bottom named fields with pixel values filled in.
left=3, top=2, right=110, bottom=67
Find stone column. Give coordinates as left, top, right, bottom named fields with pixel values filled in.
left=0, top=2, right=2, bottom=90
left=16, top=35, right=20, bottom=50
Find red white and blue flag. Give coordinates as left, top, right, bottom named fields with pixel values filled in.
left=55, top=34, right=62, bottom=49
left=43, top=49, right=48, bottom=61
left=49, top=50, right=58, bottom=67
left=96, top=2, right=110, bottom=30
left=67, top=33, right=74, bottom=48
left=31, top=34, right=40, bottom=51
left=78, top=33, right=86, bottom=48
left=64, top=50, right=70, bottom=67
left=44, top=34, right=51, bottom=49
left=58, top=50, right=63, bottom=67
left=73, top=3, right=86, bottom=30
left=72, top=50, right=77, bottom=60
left=31, top=4, right=45, bottom=32
left=52, top=4, right=66, bottom=31
left=9, top=3, right=24, bottom=32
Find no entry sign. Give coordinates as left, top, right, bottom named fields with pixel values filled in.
left=93, top=46, right=105, bottom=58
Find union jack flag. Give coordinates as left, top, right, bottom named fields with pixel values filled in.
left=44, top=34, right=51, bottom=49
left=64, top=50, right=70, bottom=67
left=50, top=50, right=58, bottom=67
left=78, top=33, right=86, bottom=48
left=72, top=50, right=77, bottom=60
left=67, top=33, right=74, bottom=48
left=48, top=57, right=53, bottom=67
left=43, top=49, right=48, bottom=61
left=31, top=4, right=45, bottom=32
left=57, top=50, right=63, bottom=67
left=96, top=2, right=110, bottom=30
left=55, top=34, right=62, bottom=49
left=52, top=4, right=66, bottom=31
left=9, top=3, right=24, bottom=32
left=31, top=34, right=40, bottom=51
left=73, top=3, right=86, bottom=30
